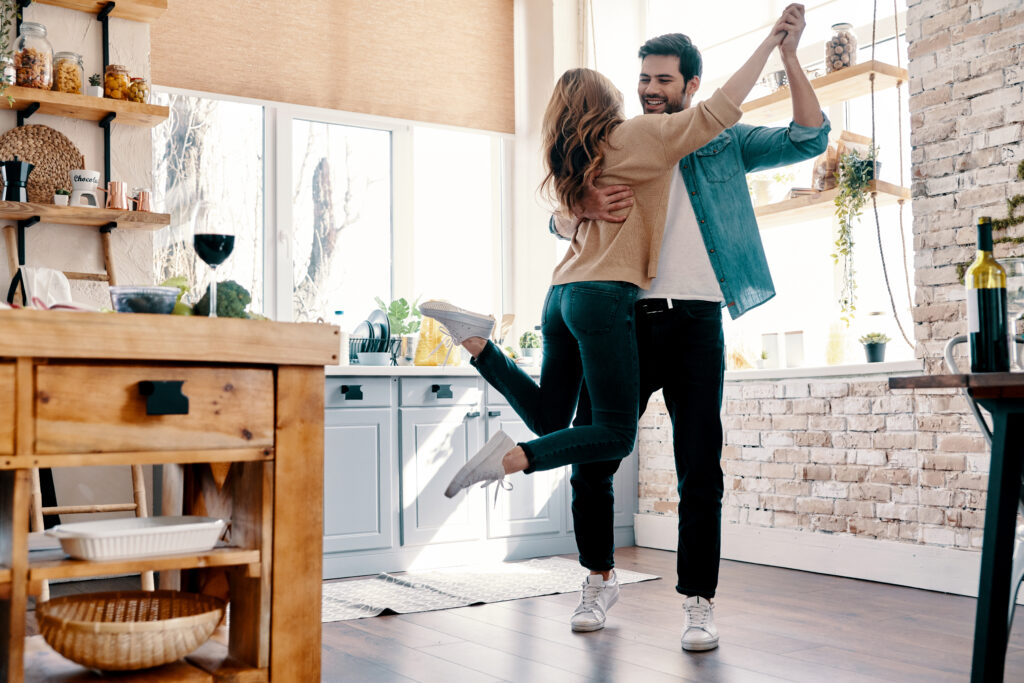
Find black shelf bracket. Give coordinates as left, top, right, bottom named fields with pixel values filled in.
left=98, top=3, right=116, bottom=72
left=99, top=112, right=116, bottom=187
left=16, top=102, right=39, bottom=127
left=15, top=215, right=39, bottom=266
left=15, top=0, right=32, bottom=36
left=100, top=222, right=117, bottom=234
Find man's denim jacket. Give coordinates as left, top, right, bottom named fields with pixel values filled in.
left=551, top=115, right=830, bottom=319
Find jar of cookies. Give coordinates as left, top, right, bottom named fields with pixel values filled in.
left=825, top=23, right=857, bottom=74
left=14, top=22, right=53, bottom=89
left=104, top=64, right=129, bottom=99
left=53, top=51, right=83, bottom=94
left=127, top=76, right=149, bottom=103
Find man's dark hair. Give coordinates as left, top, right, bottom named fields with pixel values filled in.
left=638, top=33, right=702, bottom=82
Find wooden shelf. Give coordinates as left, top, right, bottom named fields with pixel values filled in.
left=0, top=201, right=169, bottom=229
left=0, top=567, right=9, bottom=584
left=1, top=447, right=274, bottom=470
left=754, top=180, right=910, bottom=230
left=34, top=0, right=167, bottom=23
left=3, top=86, right=169, bottom=127
left=26, top=635, right=218, bottom=682
left=28, top=547, right=260, bottom=581
left=741, top=60, right=908, bottom=126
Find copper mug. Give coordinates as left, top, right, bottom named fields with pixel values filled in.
left=106, top=181, right=130, bottom=210
left=133, top=188, right=152, bottom=212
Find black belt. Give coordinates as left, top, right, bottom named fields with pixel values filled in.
left=635, top=298, right=721, bottom=312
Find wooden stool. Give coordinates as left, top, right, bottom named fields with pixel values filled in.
left=29, top=465, right=155, bottom=601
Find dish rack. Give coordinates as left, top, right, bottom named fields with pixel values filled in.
left=349, top=336, right=401, bottom=364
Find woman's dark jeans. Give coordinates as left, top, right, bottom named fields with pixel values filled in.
left=471, top=281, right=639, bottom=472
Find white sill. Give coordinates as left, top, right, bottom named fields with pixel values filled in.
left=724, top=359, right=923, bottom=381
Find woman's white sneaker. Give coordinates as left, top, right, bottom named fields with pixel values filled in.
left=570, top=571, right=619, bottom=632
left=681, top=595, right=719, bottom=651
left=420, top=300, right=495, bottom=345
left=444, top=431, right=515, bottom=498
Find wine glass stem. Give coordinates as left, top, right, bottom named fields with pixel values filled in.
left=209, top=268, right=217, bottom=318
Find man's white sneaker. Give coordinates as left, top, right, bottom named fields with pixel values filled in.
left=570, top=571, right=619, bottom=632
left=681, top=595, right=719, bottom=651
left=444, top=431, right=515, bottom=498
left=419, top=300, right=495, bottom=345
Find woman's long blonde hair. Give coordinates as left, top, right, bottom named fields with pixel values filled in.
left=540, top=68, right=625, bottom=213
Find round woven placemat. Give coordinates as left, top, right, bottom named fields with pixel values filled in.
left=0, top=124, right=85, bottom=203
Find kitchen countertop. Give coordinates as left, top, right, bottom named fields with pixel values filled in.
left=325, top=363, right=540, bottom=377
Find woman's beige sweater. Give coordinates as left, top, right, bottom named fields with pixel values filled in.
left=550, top=88, right=742, bottom=290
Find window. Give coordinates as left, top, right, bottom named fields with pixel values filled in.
left=153, top=90, right=507, bottom=325
left=152, top=92, right=265, bottom=310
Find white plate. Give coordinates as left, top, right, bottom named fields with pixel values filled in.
left=47, top=515, right=227, bottom=561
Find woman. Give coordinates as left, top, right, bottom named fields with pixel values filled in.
left=422, top=16, right=792, bottom=498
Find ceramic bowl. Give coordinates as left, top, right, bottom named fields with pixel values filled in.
left=109, top=286, right=178, bottom=314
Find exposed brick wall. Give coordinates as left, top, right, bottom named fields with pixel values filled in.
left=637, top=0, right=1023, bottom=551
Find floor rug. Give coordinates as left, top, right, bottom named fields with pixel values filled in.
left=321, top=556, right=660, bottom=622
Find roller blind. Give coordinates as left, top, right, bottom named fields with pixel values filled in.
left=152, top=0, right=515, bottom=133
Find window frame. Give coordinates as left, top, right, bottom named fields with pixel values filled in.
left=154, top=85, right=511, bottom=322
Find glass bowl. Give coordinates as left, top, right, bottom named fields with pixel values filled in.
left=109, top=286, right=178, bottom=314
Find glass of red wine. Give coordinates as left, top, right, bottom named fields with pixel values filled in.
left=192, top=201, right=235, bottom=318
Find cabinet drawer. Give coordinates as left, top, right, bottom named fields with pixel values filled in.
left=325, top=377, right=392, bottom=408
left=400, top=378, right=481, bottom=406
left=485, top=384, right=510, bottom=406
left=35, top=364, right=274, bottom=454
left=0, top=363, right=13, bottom=454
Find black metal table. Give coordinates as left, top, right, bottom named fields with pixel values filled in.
left=890, top=373, right=1024, bottom=683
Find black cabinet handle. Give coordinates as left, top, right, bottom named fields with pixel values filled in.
left=487, top=410, right=501, bottom=417
left=138, top=381, right=189, bottom=416
left=431, top=384, right=453, bottom=399
left=340, top=384, right=363, bottom=400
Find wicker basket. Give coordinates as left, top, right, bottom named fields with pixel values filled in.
left=36, top=590, right=225, bottom=671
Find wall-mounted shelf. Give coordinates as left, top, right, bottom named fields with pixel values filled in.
left=28, top=547, right=260, bottom=582
left=35, top=0, right=167, bottom=23
left=754, top=180, right=910, bottom=230
left=3, top=86, right=168, bottom=127
left=742, top=60, right=908, bottom=126
left=0, top=201, right=168, bottom=229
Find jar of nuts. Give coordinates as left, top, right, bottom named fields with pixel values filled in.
left=53, top=51, right=83, bottom=94
left=825, top=23, right=857, bottom=74
left=104, top=64, right=130, bottom=99
left=14, top=22, right=53, bottom=90
left=127, top=76, right=149, bottom=103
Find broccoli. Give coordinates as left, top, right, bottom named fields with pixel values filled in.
left=193, top=280, right=252, bottom=318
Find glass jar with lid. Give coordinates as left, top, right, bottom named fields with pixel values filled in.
left=127, top=76, right=150, bottom=103
left=53, top=51, right=83, bottom=94
left=825, top=23, right=857, bottom=73
left=14, top=22, right=53, bottom=89
left=104, top=64, right=129, bottom=99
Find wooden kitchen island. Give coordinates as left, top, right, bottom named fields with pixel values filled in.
left=0, top=310, right=338, bottom=681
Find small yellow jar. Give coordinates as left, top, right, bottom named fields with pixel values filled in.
left=127, top=76, right=149, bottom=103
left=104, top=64, right=129, bottom=99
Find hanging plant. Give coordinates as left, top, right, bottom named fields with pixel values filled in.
left=831, top=145, right=878, bottom=325
left=0, top=0, right=30, bottom=104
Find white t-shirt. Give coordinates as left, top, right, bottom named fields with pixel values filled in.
left=639, top=169, right=724, bottom=302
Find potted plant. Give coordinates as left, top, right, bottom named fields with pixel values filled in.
left=832, top=145, right=878, bottom=325
left=0, top=0, right=27, bottom=98
left=756, top=349, right=768, bottom=369
left=519, top=330, right=540, bottom=359
left=53, top=187, right=70, bottom=206
left=375, top=296, right=421, bottom=362
left=859, top=332, right=890, bottom=363
left=87, top=73, right=102, bottom=97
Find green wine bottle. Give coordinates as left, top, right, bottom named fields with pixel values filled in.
left=966, top=216, right=1009, bottom=372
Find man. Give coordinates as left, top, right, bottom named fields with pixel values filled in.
left=557, top=4, right=829, bottom=651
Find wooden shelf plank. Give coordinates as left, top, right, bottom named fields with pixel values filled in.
left=0, top=201, right=169, bottom=229
left=0, top=310, right=341, bottom=366
left=754, top=180, right=910, bottom=231
left=741, top=60, right=908, bottom=126
left=34, top=0, right=167, bottom=23
left=26, top=635, right=215, bottom=682
left=3, top=86, right=169, bottom=127
left=0, top=566, right=9, bottom=583
left=0, top=447, right=274, bottom=470
left=29, top=547, right=260, bottom=581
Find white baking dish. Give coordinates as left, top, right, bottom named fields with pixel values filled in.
left=46, top=516, right=227, bottom=561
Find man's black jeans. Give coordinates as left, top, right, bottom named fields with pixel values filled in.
left=571, top=299, right=725, bottom=599
left=471, top=280, right=640, bottom=472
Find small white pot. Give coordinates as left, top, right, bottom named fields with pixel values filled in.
left=53, top=194, right=69, bottom=206
left=87, top=85, right=103, bottom=97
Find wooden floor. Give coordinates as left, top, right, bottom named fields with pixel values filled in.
left=321, top=547, right=1024, bottom=682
